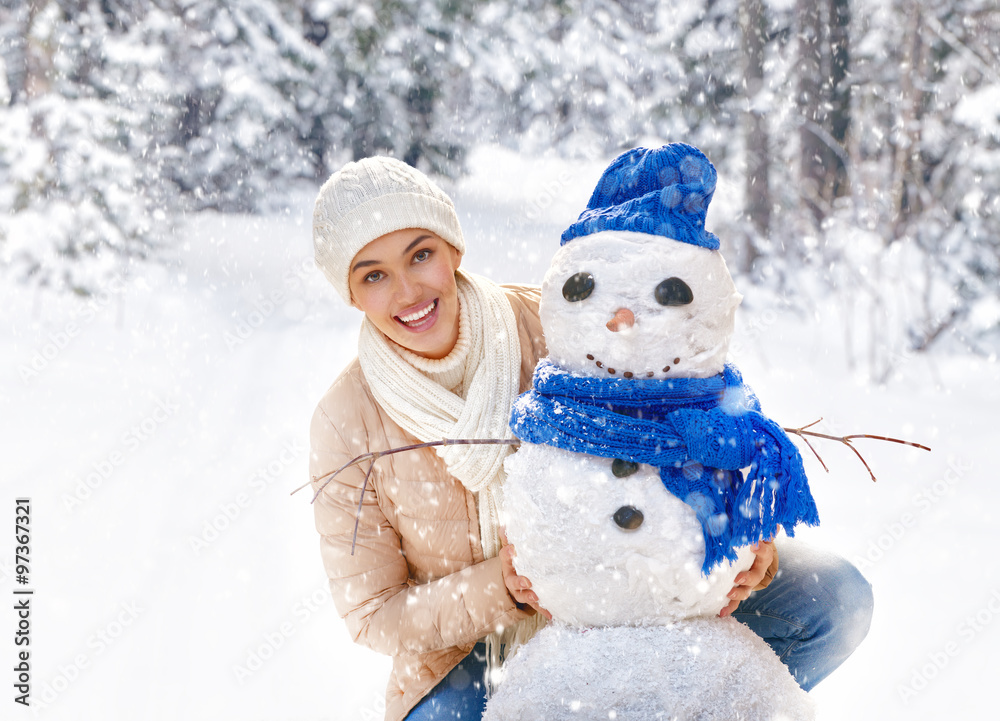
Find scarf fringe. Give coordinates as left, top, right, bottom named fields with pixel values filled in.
left=713, top=414, right=820, bottom=569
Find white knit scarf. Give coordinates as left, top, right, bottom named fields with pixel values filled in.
left=358, top=268, right=545, bottom=689
left=357, top=269, right=520, bottom=562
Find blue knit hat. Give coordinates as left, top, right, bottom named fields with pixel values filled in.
left=562, top=143, right=719, bottom=250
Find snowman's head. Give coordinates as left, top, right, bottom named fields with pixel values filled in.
left=540, top=230, right=741, bottom=379
left=542, top=143, right=740, bottom=379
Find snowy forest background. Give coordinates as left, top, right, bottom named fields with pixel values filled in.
left=2, top=0, right=999, bottom=376
left=2, top=2, right=1000, bottom=720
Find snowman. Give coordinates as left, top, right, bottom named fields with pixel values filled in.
left=484, top=144, right=820, bottom=721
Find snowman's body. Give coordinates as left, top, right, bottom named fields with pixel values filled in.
left=483, top=229, right=815, bottom=720
left=485, top=621, right=812, bottom=721
left=502, top=443, right=753, bottom=627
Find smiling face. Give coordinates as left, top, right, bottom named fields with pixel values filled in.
left=539, top=231, right=742, bottom=379
left=348, top=228, right=463, bottom=359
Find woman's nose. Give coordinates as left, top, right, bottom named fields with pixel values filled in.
left=394, top=273, right=421, bottom=303
left=607, top=308, right=635, bottom=332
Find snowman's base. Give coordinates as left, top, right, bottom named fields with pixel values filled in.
left=484, top=618, right=814, bottom=721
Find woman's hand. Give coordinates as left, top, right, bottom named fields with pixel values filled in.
left=499, top=529, right=552, bottom=620
left=718, top=539, right=775, bottom=618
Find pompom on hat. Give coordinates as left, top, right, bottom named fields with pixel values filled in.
left=562, top=143, right=720, bottom=250
left=313, top=156, right=466, bottom=304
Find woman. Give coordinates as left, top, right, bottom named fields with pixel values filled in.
left=308, top=156, right=872, bottom=721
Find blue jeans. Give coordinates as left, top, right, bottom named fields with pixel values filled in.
left=732, top=538, right=874, bottom=691
left=405, top=540, right=873, bottom=718
left=406, top=643, right=489, bottom=720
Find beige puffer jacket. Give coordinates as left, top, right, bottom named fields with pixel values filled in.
left=310, top=284, right=547, bottom=721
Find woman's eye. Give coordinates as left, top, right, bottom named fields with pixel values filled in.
left=654, top=277, right=693, bottom=306
left=562, top=272, right=595, bottom=302
left=364, top=271, right=384, bottom=283
left=414, top=249, right=431, bottom=262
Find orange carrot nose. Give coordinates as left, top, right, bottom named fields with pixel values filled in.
left=606, top=308, right=635, bottom=332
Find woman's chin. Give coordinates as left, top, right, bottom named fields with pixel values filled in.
left=395, top=322, right=458, bottom=360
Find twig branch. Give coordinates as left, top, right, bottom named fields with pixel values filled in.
left=783, top=418, right=931, bottom=482
left=923, top=14, right=1000, bottom=84
left=290, top=438, right=519, bottom=500
left=291, top=438, right=519, bottom=555
left=351, top=459, right=378, bottom=555
left=295, top=422, right=930, bottom=554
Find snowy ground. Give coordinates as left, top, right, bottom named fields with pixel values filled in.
left=2, top=146, right=997, bottom=720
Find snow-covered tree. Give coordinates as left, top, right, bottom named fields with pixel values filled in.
left=307, top=0, right=479, bottom=177
left=153, top=0, right=323, bottom=211
left=461, top=0, right=741, bottom=158
left=0, top=0, right=996, bottom=365
left=0, top=1, right=165, bottom=292
left=752, top=0, right=1000, bottom=374
left=0, top=0, right=324, bottom=291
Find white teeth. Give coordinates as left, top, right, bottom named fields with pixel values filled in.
left=399, top=301, right=435, bottom=323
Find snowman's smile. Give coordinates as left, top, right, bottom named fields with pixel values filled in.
left=585, top=353, right=682, bottom=378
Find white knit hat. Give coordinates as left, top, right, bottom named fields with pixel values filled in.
left=312, top=156, right=466, bottom=304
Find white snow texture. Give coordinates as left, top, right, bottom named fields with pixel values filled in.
left=502, top=444, right=754, bottom=626
left=483, top=621, right=813, bottom=721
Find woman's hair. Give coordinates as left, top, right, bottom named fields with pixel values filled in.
left=312, top=156, right=465, bottom=303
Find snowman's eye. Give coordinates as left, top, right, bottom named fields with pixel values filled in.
left=654, top=277, right=693, bottom=306
left=562, top=272, right=595, bottom=302
left=611, top=459, right=639, bottom=478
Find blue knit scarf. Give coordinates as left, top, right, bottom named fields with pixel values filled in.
left=509, top=360, right=820, bottom=574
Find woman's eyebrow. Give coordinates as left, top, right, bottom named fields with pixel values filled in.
left=404, top=235, right=432, bottom=253
left=352, top=258, right=379, bottom=272
left=352, top=234, right=433, bottom=273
